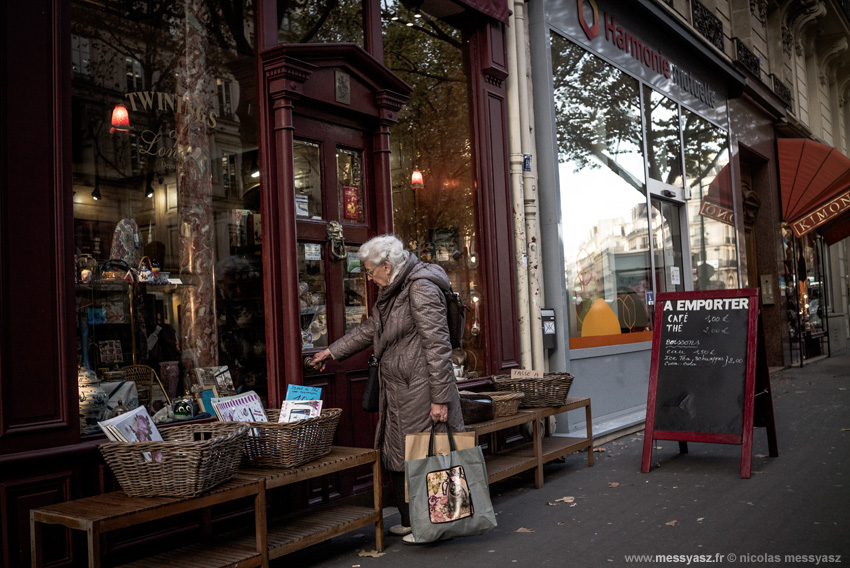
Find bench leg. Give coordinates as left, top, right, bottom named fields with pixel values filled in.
left=373, top=455, right=384, bottom=552
left=30, top=517, right=43, bottom=568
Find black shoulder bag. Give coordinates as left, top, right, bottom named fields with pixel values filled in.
left=362, top=354, right=380, bottom=412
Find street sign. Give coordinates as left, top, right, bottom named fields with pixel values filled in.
left=641, top=288, right=778, bottom=478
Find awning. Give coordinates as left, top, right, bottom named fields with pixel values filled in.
left=779, top=138, right=850, bottom=241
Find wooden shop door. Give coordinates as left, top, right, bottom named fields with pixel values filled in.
left=293, top=114, right=382, bottom=495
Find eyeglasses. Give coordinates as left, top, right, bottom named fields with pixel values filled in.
left=365, top=265, right=380, bottom=277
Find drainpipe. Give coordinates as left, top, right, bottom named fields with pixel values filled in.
left=513, top=0, right=547, bottom=371
left=506, top=4, right=533, bottom=369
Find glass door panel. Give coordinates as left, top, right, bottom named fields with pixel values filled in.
left=651, top=198, right=685, bottom=294
left=337, top=147, right=364, bottom=224
left=298, top=242, right=328, bottom=350
left=343, top=244, right=369, bottom=334
left=294, top=140, right=323, bottom=220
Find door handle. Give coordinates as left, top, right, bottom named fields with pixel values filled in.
left=327, top=221, right=346, bottom=262
left=304, top=356, right=323, bottom=371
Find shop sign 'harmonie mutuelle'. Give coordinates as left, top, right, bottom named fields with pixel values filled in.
left=578, top=0, right=718, bottom=109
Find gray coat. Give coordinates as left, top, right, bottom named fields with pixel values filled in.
left=328, top=255, right=464, bottom=471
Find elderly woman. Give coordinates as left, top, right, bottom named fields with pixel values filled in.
left=311, top=234, right=463, bottom=543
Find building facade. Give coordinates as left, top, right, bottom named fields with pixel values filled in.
left=522, top=0, right=850, bottom=438
left=0, top=1, right=521, bottom=566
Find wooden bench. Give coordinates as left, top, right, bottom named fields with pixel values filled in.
left=30, top=477, right=267, bottom=568
left=30, top=446, right=383, bottom=568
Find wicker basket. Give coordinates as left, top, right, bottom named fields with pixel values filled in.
left=475, top=391, right=524, bottom=417
left=492, top=372, right=574, bottom=407
left=241, top=408, right=342, bottom=469
left=99, top=422, right=249, bottom=498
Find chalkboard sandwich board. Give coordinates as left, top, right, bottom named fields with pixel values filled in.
left=640, top=288, right=777, bottom=478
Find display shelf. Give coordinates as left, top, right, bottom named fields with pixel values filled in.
left=463, top=399, right=593, bottom=488
left=236, top=446, right=384, bottom=559
left=117, top=539, right=261, bottom=568
left=225, top=503, right=379, bottom=560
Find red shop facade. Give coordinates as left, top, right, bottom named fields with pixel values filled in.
left=0, top=1, right=519, bottom=566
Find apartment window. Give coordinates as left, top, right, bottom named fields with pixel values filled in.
left=217, top=78, right=233, bottom=118
left=72, top=34, right=91, bottom=76
left=125, top=55, right=144, bottom=90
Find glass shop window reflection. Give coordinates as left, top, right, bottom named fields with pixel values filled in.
left=682, top=109, right=739, bottom=291
left=383, top=5, right=486, bottom=378
left=71, top=0, right=266, bottom=433
left=550, top=33, right=653, bottom=345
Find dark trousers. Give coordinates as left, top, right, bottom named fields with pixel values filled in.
left=390, top=470, right=410, bottom=527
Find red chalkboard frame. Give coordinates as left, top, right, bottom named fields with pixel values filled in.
left=640, top=288, right=775, bottom=478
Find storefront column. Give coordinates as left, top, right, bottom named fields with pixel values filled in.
left=178, top=0, right=217, bottom=371
left=260, top=54, right=314, bottom=398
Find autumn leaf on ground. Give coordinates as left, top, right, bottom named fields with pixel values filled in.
left=608, top=482, right=620, bottom=487
left=593, top=447, right=606, bottom=453
left=516, top=527, right=535, bottom=533
left=558, top=521, right=565, bottom=526
left=665, top=520, right=678, bottom=527
left=555, top=496, right=575, bottom=503
left=611, top=441, right=624, bottom=446
left=357, top=550, right=384, bottom=558
left=546, top=501, right=559, bottom=506
left=755, top=454, right=768, bottom=458
left=697, top=517, right=705, bottom=522
left=570, top=503, right=577, bottom=507
left=841, top=428, right=850, bottom=431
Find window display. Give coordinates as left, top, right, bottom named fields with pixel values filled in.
left=383, top=4, right=486, bottom=378
left=71, top=0, right=265, bottom=433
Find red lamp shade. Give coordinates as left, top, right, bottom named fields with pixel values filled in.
left=111, top=104, right=130, bottom=132
left=411, top=170, right=424, bottom=189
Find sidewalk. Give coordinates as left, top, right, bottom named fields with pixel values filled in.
left=276, top=350, right=850, bottom=567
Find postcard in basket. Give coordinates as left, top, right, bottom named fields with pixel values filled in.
left=278, top=400, right=323, bottom=423
left=213, top=390, right=268, bottom=423
left=194, top=365, right=236, bottom=396
left=285, top=384, right=322, bottom=401
left=98, top=406, right=163, bottom=462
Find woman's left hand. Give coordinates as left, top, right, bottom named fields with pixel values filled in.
left=430, top=402, right=448, bottom=423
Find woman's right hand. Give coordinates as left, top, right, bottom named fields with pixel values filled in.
left=309, top=349, right=333, bottom=371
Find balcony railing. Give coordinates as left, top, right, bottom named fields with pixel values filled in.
left=692, top=0, right=725, bottom=52
left=734, top=38, right=761, bottom=78
left=771, top=74, right=793, bottom=107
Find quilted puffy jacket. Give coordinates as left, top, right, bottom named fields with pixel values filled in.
left=328, top=254, right=464, bottom=471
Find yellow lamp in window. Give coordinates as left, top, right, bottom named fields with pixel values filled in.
left=581, top=298, right=621, bottom=337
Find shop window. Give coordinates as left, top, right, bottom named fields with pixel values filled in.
left=382, top=6, right=486, bottom=378
left=550, top=33, right=653, bottom=348
left=681, top=108, right=739, bottom=290
left=278, top=0, right=364, bottom=46
left=71, top=1, right=264, bottom=434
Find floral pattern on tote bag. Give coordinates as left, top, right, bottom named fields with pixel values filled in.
left=426, top=465, right=474, bottom=523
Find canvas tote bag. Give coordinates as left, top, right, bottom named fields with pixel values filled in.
left=405, top=423, right=497, bottom=543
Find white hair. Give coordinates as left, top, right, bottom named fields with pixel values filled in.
left=358, top=234, right=409, bottom=271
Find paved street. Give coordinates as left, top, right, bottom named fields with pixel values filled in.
left=276, top=350, right=850, bottom=568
